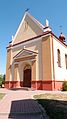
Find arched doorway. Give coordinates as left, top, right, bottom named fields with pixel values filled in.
left=23, top=64, right=31, bottom=88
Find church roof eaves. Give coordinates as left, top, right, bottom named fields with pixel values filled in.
left=7, top=31, right=67, bottom=49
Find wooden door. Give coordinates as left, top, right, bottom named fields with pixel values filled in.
left=23, top=69, right=31, bottom=87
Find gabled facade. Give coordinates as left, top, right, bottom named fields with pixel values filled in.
left=5, top=12, right=67, bottom=90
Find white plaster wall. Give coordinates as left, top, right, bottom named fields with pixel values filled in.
left=53, top=38, right=67, bottom=81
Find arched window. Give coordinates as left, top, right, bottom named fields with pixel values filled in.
left=65, top=54, right=67, bottom=69
left=57, top=49, right=61, bottom=67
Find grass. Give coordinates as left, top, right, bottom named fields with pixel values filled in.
left=0, top=93, right=5, bottom=100
left=34, top=93, right=67, bottom=119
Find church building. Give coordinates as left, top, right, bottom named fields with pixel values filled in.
left=5, top=12, right=67, bottom=90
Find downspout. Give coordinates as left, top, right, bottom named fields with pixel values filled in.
left=51, top=35, right=55, bottom=90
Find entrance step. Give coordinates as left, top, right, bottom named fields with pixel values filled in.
left=10, top=87, right=35, bottom=91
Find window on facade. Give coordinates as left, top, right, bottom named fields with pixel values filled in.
left=57, top=49, right=61, bottom=67
left=65, top=54, right=67, bottom=69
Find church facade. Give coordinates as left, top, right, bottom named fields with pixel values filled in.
left=5, top=12, right=67, bottom=90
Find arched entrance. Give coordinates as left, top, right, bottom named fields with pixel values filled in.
left=23, top=64, right=31, bottom=87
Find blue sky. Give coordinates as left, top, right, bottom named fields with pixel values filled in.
left=0, top=0, right=67, bottom=74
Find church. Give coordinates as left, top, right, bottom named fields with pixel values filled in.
left=5, top=12, right=67, bottom=90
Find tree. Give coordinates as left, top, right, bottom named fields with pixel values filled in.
left=0, top=74, right=5, bottom=87
left=0, top=74, right=3, bottom=87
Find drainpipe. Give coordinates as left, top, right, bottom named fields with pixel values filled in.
left=51, top=35, right=55, bottom=90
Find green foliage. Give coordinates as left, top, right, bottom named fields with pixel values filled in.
left=0, top=74, right=5, bottom=87
left=62, top=81, right=67, bottom=91
left=0, top=75, right=3, bottom=87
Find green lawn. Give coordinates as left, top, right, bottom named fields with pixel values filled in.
left=0, top=93, right=5, bottom=100
left=34, top=93, right=67, bottom=119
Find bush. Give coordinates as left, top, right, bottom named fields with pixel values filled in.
left=62, top=81, right=67, bottom=91
left=0, top=74, right=5, bottom=88
left=0, top=81, right=2, bottom=87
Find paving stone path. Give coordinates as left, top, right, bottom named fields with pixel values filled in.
left=0, top=88, right=49, bottom=119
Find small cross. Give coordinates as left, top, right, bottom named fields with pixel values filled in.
left=25, top=8, right=29, bottom=12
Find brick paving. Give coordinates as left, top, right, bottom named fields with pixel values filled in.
left=0, top=88, right=49, bottom=119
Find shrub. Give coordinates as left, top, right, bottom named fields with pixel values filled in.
left=62, top=81, right=67, bottom=91
left=0, top=74, right=5, bottom=87
left=0, top=81, right=2, bottom=87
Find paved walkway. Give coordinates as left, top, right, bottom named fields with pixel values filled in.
left=0, top=88, right=49, bottom=119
